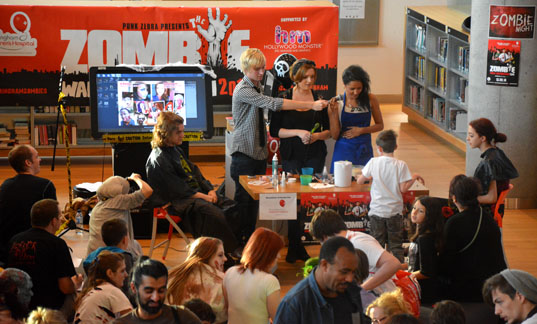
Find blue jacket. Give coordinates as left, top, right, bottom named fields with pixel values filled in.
left=274, top=267, right=367, bottom=324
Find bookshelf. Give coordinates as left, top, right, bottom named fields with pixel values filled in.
left=403, top=6, right=470, bottom=152
left=0, top=106, right=109, bottom=156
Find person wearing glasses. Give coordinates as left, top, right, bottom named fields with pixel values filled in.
left=366, top=288, right=412, bottom=324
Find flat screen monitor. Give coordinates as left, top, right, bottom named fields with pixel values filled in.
left=89, top=66, right=213, bottom=139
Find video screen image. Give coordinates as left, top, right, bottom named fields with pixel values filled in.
left=117, top=81, right=187, bottom=127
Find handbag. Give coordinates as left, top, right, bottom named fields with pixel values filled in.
left=458, top=206, right=483, bottom=253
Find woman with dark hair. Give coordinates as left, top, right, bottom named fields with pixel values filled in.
left=407, top=196, right=445, bottom=304
left=167, top=237, right=227, bottom=323
left=439, top=175, right=507, bottom=302
left=223, top=227, right=284, bottom=324
left=74, top=252, right=131, bottom=323
left=133, top=82, right=150, bottom=101
left=467, top=118, right=518, bottom=209
left=269, top=58, right=329, bottom=263
left=329, top=65, right=384, bottom=171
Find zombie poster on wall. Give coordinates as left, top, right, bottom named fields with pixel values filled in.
left=300, top=192, right=338, bottom=244
left=0, top=4, right=339, bottom=106
left=489, top=5, right=535, bottom=39
left=337, top=192, right=371, bottom=234
left=486, top=39, right=521, bottom=87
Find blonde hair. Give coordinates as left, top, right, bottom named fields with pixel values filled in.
left=151, top=111, right=184, bottom=149
left=27, top=307, right=67, bottom=324
left=366, top=288, right=411, bottom=318
left=240, top=48, right=266, bottom=73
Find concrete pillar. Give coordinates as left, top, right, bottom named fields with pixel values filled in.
left=466, top=0, right=537, bottom=208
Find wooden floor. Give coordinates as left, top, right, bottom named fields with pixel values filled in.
left=1, top=104, right=536, bottom=294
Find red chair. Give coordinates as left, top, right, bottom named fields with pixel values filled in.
left=494, top=183, right=514, bottom=228
left=149, top=203, right=190, bottom=260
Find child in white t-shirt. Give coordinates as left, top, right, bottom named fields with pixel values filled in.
left=357, top=130, right=424, bottom=262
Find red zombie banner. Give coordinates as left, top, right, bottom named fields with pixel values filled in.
left=0, top=3, right=339, bottom=106
left=301, top=192, right=338, bottom=243
left=489, top=5, right=535, bottom=39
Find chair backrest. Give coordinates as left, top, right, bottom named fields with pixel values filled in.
left=494, top=183, right=514, bottom=228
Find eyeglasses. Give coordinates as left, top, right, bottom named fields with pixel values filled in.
left=371, top=317, right=388, bottom=324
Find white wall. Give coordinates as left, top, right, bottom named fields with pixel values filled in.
left=336, top=0, right=448, bottom=96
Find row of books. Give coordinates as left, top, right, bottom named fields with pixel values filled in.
left=437, top=37, right=448, bottom=62
left=34, top=123, right=77, bottom=146
left=415, top=56, right=426, bottom=80
left=414, top=24, right=426, bottom=51
left=34, top=106, right=90, bottom=113
left=408, top=85, right=424, bottom=108
left=434, top=66, right=447, bottom=93
left=449, top=108, right=468, bottom=132
left=458, top=46, right=470, bottom=71
left=430, top=97, right=445, bottom=122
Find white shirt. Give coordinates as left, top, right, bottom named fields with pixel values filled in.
left=346, top=231, right=397, bottom=294
left=74, top=282, right=131, bottom=323
left=362, top=156, right=412, bottom=217
left=224, top=266, right=280, bottom=324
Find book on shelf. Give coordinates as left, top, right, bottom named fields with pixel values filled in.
left=455, top=110, right=468, bottom=133
left=437, top=36, right=448, bottom=62
left=415, top=25, right=426, bottom=51
left=449, top=107, right=466, bottom=131
left=431, top=97, right=446, bottom=122
left=458, top=79, right=468, bottom=103
left=434, top=66, right=447, bottom=93
left=415, top=56, right=425, bottom=80
left=408, top=85, right=423, bottom=108
left=458, top=46, right=470, bottom=72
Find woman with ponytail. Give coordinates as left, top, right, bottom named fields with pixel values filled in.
left=73, top=252, right=131, bottom=323
left=466, top=118, right=518, bottom=208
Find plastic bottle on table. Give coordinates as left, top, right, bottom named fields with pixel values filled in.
left=322, top=166, right=329, bottom=184
left=75, top=209, right=83, bottom=235
left=272, top=154, right=278, bottom=188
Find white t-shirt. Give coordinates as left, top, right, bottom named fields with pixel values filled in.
left=362, top=156, right=412, bottom=217
left=346, top=231, right=397, bottom=294
left=74, top=282, right=132, bottom=323
left=223, top=266, right=280, bottom=324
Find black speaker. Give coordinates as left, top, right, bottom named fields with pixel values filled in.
left=131, top=200, right=153, bottom=239
left=113, top=143, right=152, bottom=181
left=113, top=142, right=190, bottom=181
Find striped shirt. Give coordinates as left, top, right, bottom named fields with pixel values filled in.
left=231, top=76, right=284, bottom=160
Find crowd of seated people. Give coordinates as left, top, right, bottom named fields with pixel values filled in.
left=0, top=44, right=525, bottom=323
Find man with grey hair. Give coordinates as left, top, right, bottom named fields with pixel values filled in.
left=482, top=269, right=537, bottom=324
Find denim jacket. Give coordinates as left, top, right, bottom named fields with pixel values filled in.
left=274, top=267, right=368, bottom=324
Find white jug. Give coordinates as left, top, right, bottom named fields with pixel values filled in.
left=334, top=160, right=352, bottom=187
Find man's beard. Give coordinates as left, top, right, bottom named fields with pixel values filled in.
left=137, top=294, right=164, bottom=315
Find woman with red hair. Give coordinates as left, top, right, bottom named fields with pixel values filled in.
left=167, top=237, right=228, bottom=323
left=466, top=118, right=518, bottom=210
left=223, top=227, right=284, bottom=324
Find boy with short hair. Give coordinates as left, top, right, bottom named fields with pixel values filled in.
left=84, top=218, right=134, bottom=296
left=357, top=129, right=423, bottom=262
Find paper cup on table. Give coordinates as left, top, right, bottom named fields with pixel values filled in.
left=334, top=161, right=352, bottom=187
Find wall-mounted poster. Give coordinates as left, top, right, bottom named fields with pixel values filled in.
left=486, top=39, right=520, bottom=87
left=489, top=5, right=535, bottom=39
